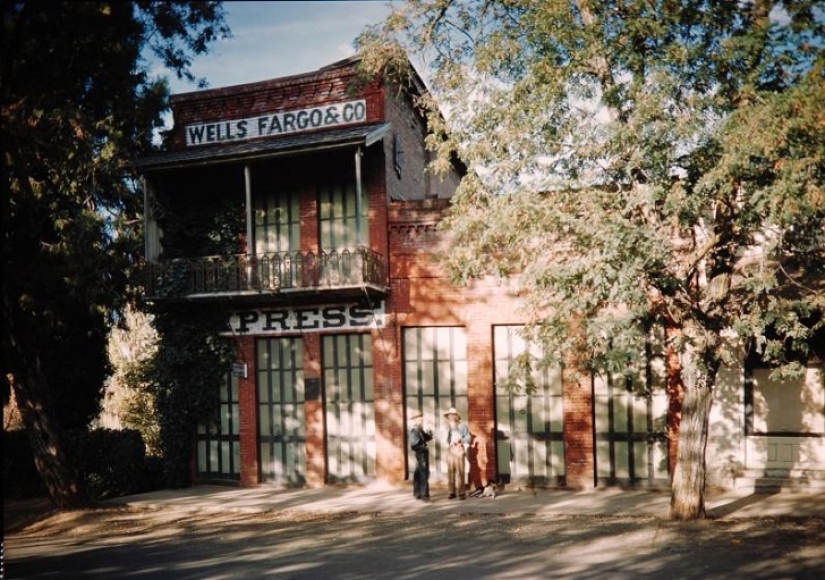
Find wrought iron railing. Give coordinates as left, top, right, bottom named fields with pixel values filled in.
left=145, top=248, right=387, bottom=299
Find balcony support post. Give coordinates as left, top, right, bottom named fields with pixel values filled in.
left=143, top=177, right=162, bottom=262
left=244, top=164, right=254, bottom=289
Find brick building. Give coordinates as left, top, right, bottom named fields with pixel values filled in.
left=136, top=57, right=824, bottom=492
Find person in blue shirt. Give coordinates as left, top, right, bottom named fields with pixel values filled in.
left=408, top=410, right=433, bottom=501
left=444, top=407, right=471, bottom=499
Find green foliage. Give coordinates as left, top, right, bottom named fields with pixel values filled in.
left=359, top=0, right=825, bottom=518
left=146, top=303, right=235, bottom=488
left=358, top=0, right=825, bottom=369
left=155, top=167, right=246, bottom=259
left=1, top=0, right=229, bottom=505
left=66, top=428, right=148, bottom=500
left=2, top=430, right=48, bottom=499
left=103, top=305, right=161, bottom=455
left=3, top=427, right=164, bottom=500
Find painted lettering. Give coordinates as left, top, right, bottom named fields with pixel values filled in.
left=309, top=109, right=323, bottom=127
left=237, top=311, right=259, bottom=332
left=264, top=310, right=290, bottom=331
left=324, top=106, right=340, bottom=124
left=322, top=307, right=347, bottom=328
left=187, top=125, right=206, bottom=144
left=186, top=100, right=368, bottom=147
left=348, top=305, right=372, bottom=327
left=223, top=301, right=385, bottom=336
left=343, top=102, right=365, bottom=123
left=268, top=115, right=282, bottom=134
left=295, top=308, right=320, bottom=330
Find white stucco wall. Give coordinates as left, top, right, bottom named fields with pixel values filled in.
left=706, top=337, right=825, bottom=489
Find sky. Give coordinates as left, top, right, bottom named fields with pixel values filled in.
left=159, top=1, right=397, bottom=95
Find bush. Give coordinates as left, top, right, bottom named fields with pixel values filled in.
left=66, top=428, right=147, bottom=500
left=4, top=427, right=169, bottom=502
left=2, top=429, right=48, bottom=499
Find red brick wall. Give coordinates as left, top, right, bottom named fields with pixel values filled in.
left=167, top=59, right=384, bottom=150
left=388, top=199, right=524, bottom=487
left=303, top=334, right=325, bottom=488
left=237, top=335, right=259, bottom=487
left=168, top=60, right=599, bottom=490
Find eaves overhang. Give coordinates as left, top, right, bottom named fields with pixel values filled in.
left=134, top=122, right=391, bottom=172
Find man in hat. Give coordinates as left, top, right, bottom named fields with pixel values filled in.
left=444, top=407, right=472, bottom=499
left=409, top=410, right=433, bottom=500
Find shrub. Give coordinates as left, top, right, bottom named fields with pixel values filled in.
left=4, top=427, right=169, bottom=502
left=2, top=429, right=48, bottom=499
left=66, top=428, right=148, bottom=500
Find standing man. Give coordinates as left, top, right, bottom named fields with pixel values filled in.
left=444, top=407, right=471, bottom=499
left=409, top=410, right=433, bottom=501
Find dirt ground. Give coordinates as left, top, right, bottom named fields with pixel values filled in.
left=5, top=497, right=825, bottom=580
left=3, top=496, right=332, bottom=538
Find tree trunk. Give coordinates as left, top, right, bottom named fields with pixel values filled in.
left=670, top=343, right=718, bottom=520
left=3, top=276, right=90, bottom=508
left=665, top=324, right=684, bottom=475
left=12, top=361, right=91, bottom=508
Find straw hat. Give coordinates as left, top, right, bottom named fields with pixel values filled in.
left=409, top=410, right=423, bottom=420
left=443, top=407, right=461, bottom=420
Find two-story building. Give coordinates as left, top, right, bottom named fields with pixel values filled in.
left=136, top=56, right=824, bottom=493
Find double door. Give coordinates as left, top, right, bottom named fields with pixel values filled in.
left=257, top=334, right=375, bottom=486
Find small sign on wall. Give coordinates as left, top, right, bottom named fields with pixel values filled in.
left=305, top=378, right=321, bottom=401
left=231, top=362, right=248, bottom=378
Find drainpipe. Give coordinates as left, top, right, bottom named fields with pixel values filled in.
left=355, top=147, right=363, bottom=248
left=244, top=164, right=254, bottom=288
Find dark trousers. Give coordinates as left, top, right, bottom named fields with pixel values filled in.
left=413, top=449, right=430, bottom=499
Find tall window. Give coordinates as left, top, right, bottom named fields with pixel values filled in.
left=196, top=371, right=240, bottom=481
left=746, top=363, right=825, bottom=436
left=403, top=327, right=468, bottom=482
left=593, top=323, right=669, bottom=486
left=257, top=337, right=306, bottom=486
left=323, top=334, right=375, bottom=484
left=319, top=180, right=367, bottom=251
left=493, top=325, right=564, bottom=485
left=254, top=187, right=300, bottom=255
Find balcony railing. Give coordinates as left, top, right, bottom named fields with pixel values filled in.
left=145, top=248, right=387, bottom=299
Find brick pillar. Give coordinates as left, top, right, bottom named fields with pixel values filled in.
left=373, top=321, right=405, bottom=483
left=237, top=335, right=259, bottom=487
left=303, top=334, right=325, bottom=487
left=562, top=365, right=595, bottom=489
left=467, top=321, right=495, bottom=489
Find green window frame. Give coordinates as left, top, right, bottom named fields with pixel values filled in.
left=319, top=180, right=367, bottom=251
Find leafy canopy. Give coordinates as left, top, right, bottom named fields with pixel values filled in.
left=358, top=0, right=825, bottom=372
left=1, top=0, right=229, bottom=428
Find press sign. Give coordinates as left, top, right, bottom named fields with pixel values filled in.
left=185, top=99, right=367, bottom=146
left=222, top=302, right=386, bottom=336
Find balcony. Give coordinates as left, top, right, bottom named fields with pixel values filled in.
left=145, top=248, right=388, bottom=303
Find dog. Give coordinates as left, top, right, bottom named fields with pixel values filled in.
left=469, top=483, right=497, bottom=498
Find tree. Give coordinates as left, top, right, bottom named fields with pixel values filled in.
left=99, top=304, right=161, bottom=456
left=1, top=1, right=229, bottom=508
left=358, top=0, right=825, bottom=519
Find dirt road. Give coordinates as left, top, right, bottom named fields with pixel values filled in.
left=4, top=501, right=824, bottom=579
